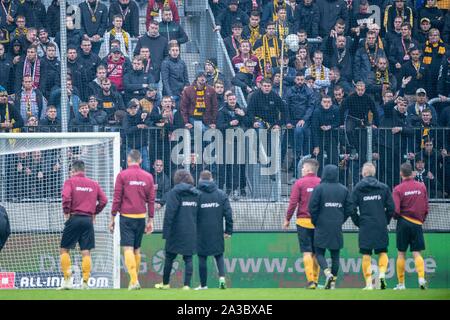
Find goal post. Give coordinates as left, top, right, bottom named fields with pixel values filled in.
left=0, top=132, right=121, bottom=289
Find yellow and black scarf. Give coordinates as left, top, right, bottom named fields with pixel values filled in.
left=272, top=1, right=286, bottom=22
left=248, top=25, right=261, bottom=47
left=110, top=28, right=129, bottom=50
left=423, top=40, right=446, bottom=65
left=310, top=64, right=325, bottom=80
left=375, top=68, right=390, bottom=85
left=261, top=35, right=279, bottom=77
left=193, top=86, right=206, bottom=118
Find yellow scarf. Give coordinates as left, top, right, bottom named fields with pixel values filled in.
left=193, top=87, right=206, bottom=117
left=262, top=35, right=279, bottom=77
left=310, top=64, right=325, bottom=80
left=110, top=28, right=129, bottom=50
left=375, top=68, right=390, bottom=85
left=249, top=25, right=261, bottom=47
left=272, top=1, right=286, bottom=22
left=423, top=40, right=446, bottom=64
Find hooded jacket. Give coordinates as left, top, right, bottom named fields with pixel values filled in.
left=197, top=180, right=233, bottom=256
left=351, top=176, right=395, bottom=250
left=163, top=182, right=200, bottom=255
left=0, top=205, right=11, bottom=251
left=308, top=165, right=353, bottom=250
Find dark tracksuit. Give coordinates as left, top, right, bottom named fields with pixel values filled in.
left=197, top=181, right=233, bottom=287
left=351, top=176, right=395, bottom=254
left=309, top=165, right=353, bottom=277
left=162, top=183, right=200, bottom=286
left=0, top=205, right=10, bottom=251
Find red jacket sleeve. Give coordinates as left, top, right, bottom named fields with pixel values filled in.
left=111, top=173, right=124, bottom=215
left=61, top=180, right=72, bottom=214
left=170, top=1, right=180, bottom=23
left=145, top=0, right=153, bottom=30
left=286, top=182, right=300, bottom=221
left=147, top=174, right=156, bottom=218
left=393, top=187, right=401, bottom=217
left=180, top=88, right=191, bottom=124
left=96, top=184, right=108, bottom=214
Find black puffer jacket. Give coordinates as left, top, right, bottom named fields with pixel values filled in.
left=197, top=181, right=233, bottom=256
left=309, top=165, right=353, bottom=250
left=163, top=183, right=200, bottom=256
left=351, top=176, right=395, bottom=250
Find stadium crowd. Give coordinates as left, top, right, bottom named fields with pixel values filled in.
left=0, top=0, right=450, bottom=199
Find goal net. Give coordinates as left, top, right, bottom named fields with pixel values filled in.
left=0, top=133, right=120, bottom=289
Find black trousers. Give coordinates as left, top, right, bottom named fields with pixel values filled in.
left=198, top=254, right=225, bottom=287
left=163, top=251, right=193, bottom=286
left=315, top=247, right=340, bottom=277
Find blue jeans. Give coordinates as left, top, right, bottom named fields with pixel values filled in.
left=127, top=146, right=150, bottom=172
left=294, top=125, right=310, bottom=158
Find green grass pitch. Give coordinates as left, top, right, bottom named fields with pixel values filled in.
left=1, top=288, right=449, bottom=300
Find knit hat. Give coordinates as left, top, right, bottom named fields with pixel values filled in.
left=205, top=58, right=218, bottom=69
left=0, top=86, right=7, bottom=95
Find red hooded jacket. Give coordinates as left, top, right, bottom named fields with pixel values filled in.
left=107, top=55, right=126, bottom=91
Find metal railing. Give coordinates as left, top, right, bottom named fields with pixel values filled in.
left=7, top=125, right=449, bottom=201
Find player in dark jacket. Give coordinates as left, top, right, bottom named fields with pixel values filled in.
left=308, top=164, right=353, bottom=289
left=351, top=163, right=395, bottom=290
left=195, top=171, right=233, bottom=290
left=156, top=170, right=200, bottom=290
left=392, top=162, right=429, bottom=290
left=0, top=205, right=10, bottom=251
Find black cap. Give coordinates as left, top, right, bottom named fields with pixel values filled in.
left=231, top=22, right=243, bottom=29
left=127, top=100, right=139, bottom=109
left=111, top=47, right=122, bottom=54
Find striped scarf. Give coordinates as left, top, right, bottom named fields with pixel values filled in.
left=423, top=40, right=446, bottom=65
left=193, top=86, right=206, bottom=119
left=23, top=57, right=40, bottom=89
